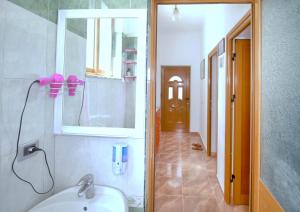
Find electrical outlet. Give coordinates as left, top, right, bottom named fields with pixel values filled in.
left=23, top=143, right=37, bottom=156
left=18, top=140, right=39, bottom=161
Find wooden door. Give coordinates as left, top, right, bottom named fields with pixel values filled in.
left=161, top=66, right=190, bottom=132
left=233, top=39, right=251, bottom=205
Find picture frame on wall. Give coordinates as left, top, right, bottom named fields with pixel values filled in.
left=200, top=59, right=205, bottom=79
left=218, top=38, right=225, bottom=56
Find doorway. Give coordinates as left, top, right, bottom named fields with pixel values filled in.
left=225, top=13, right=252, bottom=206
left=148, top=1, right=261, bottom=212
left=207, top=46, right=219, bottom=156
left=232, top=38, right=251, bottom=205
left=161, top=66, right=190, bottom=132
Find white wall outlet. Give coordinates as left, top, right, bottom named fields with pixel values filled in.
left=18, top=140, right=39, bottom=161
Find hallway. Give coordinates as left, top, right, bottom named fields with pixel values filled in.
left=154, top=132, right=248, bottom=212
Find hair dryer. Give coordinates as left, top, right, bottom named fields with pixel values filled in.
left=38, top=73, right=64, bottom=98
left=66, top=75, right=85, bottom=96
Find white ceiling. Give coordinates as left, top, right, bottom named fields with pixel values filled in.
left=157, top=4, right=250, bottom=32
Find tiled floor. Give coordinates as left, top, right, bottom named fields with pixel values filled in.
left=154, top=132, right=249, bottom=212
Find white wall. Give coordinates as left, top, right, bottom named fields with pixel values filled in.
left=54, top=18, right=145, bottom=212
left=199, top=4, right=251, bottom=192
left=0, top=2, right=145, bottom=211
left=0, top=2, right=55, bottom=211
left=53, top=6, right=145, bottom=210
left=156, top=31, right=203, bottom=133
left=156, top=4, right=251, bottom=193
left=200, top=4, right=250, bottom=150
left=54, top=136, right=145, bottom=208
left=216, top=54, right=226, bottom=192
left=211, top=54, right=218, bottom=153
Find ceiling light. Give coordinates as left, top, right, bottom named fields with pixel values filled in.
left=172, top=5, right=180, bottom=22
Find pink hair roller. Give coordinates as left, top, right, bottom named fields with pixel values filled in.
left=67, top=75, right=85, bottom=96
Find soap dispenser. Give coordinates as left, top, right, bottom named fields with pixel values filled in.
left=112, top=144, right=128, bottom=175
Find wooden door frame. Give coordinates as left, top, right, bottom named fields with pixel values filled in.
left=161, top=66, right=191, bottom=132
left=147, top=1, right=261, bottom=212
left=232, top=39, right=251, bottom=205
left=225, top=10, right=252, bottom=206
left=207, top=46, right=219, bottom=157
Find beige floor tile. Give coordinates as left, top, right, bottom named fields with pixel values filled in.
left=156, top=162, right=183, bottom=178
left=155, top=195, right=183, bottom=212
left=154, top=132, right=249, bottom=212
left=155, top=176, right=182, bottom=195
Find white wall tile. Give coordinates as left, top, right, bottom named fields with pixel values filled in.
left=0, top=79, right=46, bottom=157
left=0, top=0, right=5, bottom=78
left=0, top=2, right=55, bottom=211
left=41, top=134, right=55, bottom=193
left=3, top=1, right=47, bottom=79
left=0, top=153, right=50, bottom=212
left=46, top=22, right=57, bottom=76
left=127, top=140, right=145, bottom=196
left=1, top=2, right=146, bottom=212
left=55, top=136, right=128, bottom=192
left=54, top=135, right=145, bottom=203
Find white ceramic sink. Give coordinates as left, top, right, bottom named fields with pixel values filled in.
left=29, top=185, right=128, bottom=212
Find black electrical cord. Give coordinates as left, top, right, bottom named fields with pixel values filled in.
left=77, top=77, right=86, bottom=126
left=11, top=80, right=54, bottom=194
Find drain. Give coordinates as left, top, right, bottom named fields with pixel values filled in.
left=83, top=206, right=88, bottom=211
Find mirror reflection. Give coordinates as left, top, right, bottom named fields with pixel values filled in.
left=62, top=17, right=138, bottom=128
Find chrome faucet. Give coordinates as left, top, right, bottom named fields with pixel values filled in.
left=77, top=174, right=95, bottom=199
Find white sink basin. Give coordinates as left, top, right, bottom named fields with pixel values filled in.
left=29, top=185, right=128, bottom=212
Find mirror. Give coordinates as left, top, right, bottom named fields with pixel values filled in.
left=54, top=9, right=147, bottom=137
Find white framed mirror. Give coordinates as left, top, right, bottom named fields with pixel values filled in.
left=54, top=9, right=147, bottom=138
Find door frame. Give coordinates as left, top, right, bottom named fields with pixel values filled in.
left=232, top=39, right=251, bottom=204
left=147, top=1, right=261, bottom=212
left=161, top=66, right=191, bottom=132
left=224, top=11, right=252, bottom=205
left=207, top=46, right=219, bottom=157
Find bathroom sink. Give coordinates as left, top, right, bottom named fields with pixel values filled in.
left=29, top=185, right=128, bottom=212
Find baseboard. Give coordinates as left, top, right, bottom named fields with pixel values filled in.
left=259, top=179, right=284, bottom=212
left=199, top=133, right=208, bottom=153
left=190, top=132, right=209, bottom=153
